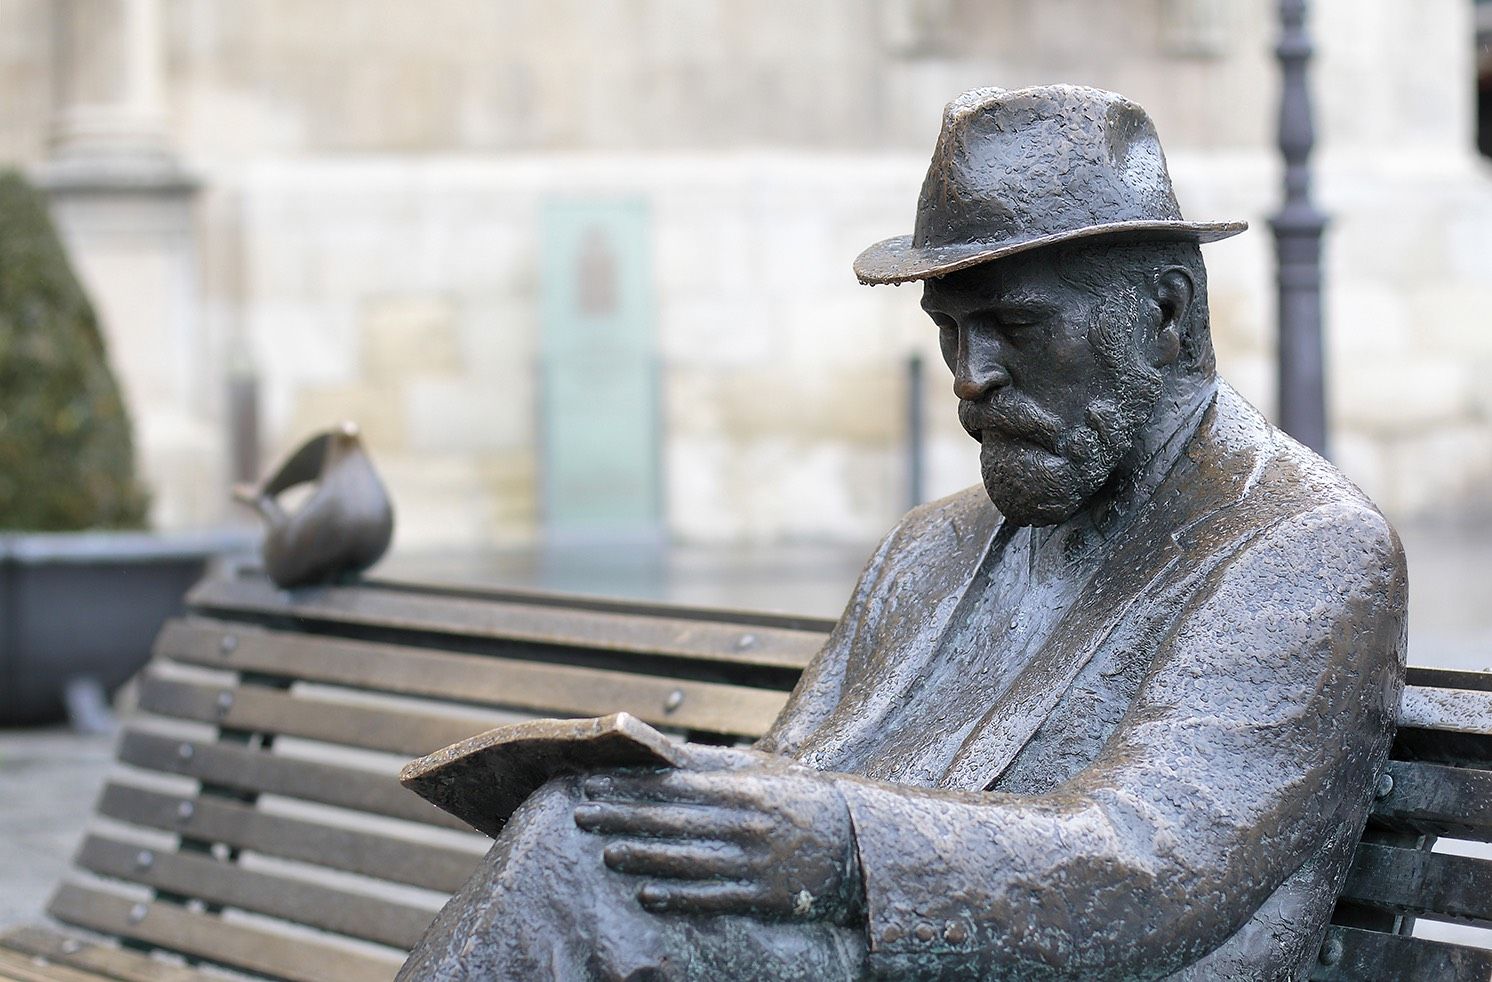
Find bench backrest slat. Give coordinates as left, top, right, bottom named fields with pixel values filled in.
left=0, top=946, right=122, bottom=982
left=0, top=946, right=110, bottom=982
left=135, top=672, right=510, bottom=758
left=1372, top=759, right=1492, bottom=843
left=74, top=833, right=437, bottom=951
left=158, top=618, right=790, bottom=737
left=1339, top=842, right=1492, bottom=930
left=48, top=884, right=403, bottom=982
left=2, top=926, right=209, bottom=982
left=115, top=729, right=471, bottom=831
left=1400, top=685, right=1492, bottom=734
left=96, top=782, right=483, bottom=894
left=187, top=576, right=822, bottom=676
left=1311, top=925, right=1492, bottom=980
left=1394, top=682, right=1492, bottom=774
left=1406, top=667, right=1492, bottom=693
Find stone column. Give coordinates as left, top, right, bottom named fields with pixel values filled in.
left=40, top=0, right=224, bottom=529
left=48, top=0, right=178, bottom=180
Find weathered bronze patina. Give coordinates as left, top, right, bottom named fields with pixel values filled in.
left=401, top=85, right=1406, bottom=980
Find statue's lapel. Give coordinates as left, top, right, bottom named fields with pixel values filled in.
left=798, top=497, right=1002, bottom=769
left=937, top=502, right=1184, bottom=791
left=938, top=386, right=1268, bottom=792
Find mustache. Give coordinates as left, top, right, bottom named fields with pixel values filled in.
left=959, top=397, right=1067, bottom=451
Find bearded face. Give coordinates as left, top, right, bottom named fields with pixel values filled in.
left=962, top=296, right=1164, bottom=525
left=924, top=250, right=1172, bottom=527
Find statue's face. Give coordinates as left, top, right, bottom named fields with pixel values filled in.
left=921, top=248, right=1165, bottom=526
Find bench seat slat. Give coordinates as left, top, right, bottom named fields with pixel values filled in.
left=158, top=619, right=790, bottom=738
left=98, top=783, right=481, bottom=894
left=186, top=576, right=823, bottom=672
left=1310, top=924, right=1492, bottom=980
left=1341, top=842, right=1492, bottom=928
left=75, top=835, right=437, bottom=951
left=47, top=885, right=402, bottom=982
left=136, top=673, right=502, bottom=758
left=116, top=730, right=468, bottom=832
left=0, top=926, right=208, bottom=982
left=1371, top=760, right=1492, bottom=841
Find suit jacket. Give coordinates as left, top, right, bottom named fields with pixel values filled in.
left=757, top=383, right=1407, bottom=980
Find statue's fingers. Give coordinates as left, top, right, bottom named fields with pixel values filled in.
left=636, top=880, right=767, bottom=916
left=573, top=801, right=743, bottom=838
left=582, top=769, right=744, bottom=806
left=601, top=840, right=751, bottom=880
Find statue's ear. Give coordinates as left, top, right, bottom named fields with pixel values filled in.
left=1149, top=266, right=1194, bottom=367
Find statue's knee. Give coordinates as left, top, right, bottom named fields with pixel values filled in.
left=498, top=774, right=583, bottom=842
left=482, top=773, right=599, bottom=884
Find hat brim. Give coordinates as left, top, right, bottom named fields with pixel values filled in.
left=853, top=220, right=1248, bottom=285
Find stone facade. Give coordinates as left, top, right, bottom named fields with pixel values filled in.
left=2, top=0, right=1488, bottom=548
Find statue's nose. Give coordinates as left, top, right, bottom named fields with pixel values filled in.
left=952, top=336, right=1011, bottom=401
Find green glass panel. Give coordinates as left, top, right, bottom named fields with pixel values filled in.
left=539, top=197, right=660, bottom=543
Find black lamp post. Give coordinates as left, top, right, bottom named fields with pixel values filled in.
left=1271, top=0, right=1330, bottom=456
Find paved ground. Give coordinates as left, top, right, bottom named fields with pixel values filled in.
left=3, top=517, right=1489, bottom=934
left=0, top=728, right=114, bottom=931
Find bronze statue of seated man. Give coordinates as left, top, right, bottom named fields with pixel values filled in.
left=400, top=85, right=1406, bottom=981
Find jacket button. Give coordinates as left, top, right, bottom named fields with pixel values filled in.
left=881, top=926, right=903, bottom=945
left=944, top=921, right=968, bottom=944
left=914, top=922, right=936, bottom=942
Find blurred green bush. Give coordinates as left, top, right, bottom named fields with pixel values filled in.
left=0, top=169, right=149, bottom=530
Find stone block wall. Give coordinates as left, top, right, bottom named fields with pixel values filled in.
left=1, top=0, right=1488, bottom=547
left=1324, top=157, right=1492, bottom=515
left=217, top=150, right=1284, bottom=549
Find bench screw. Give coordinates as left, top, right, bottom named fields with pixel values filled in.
left=737, top=634, right=757, bottom=650
left=216, top=691, right=235, bottom=714
left=1318, top=936, right=1343, bottom=965
left=664, top=689, right=685, bottom=713
left=177, top=743, right=195, bottom=762
left=1374, top=773, right=1393, bottom=800
left=220, top=634, right=238, bottom=655
left=128, top=903, right=148, bottom=924
left=135, top=850, right=154, bottom=869
left=176, top=800, right=195, bottom=822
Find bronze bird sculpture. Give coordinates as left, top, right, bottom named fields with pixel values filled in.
left=233, top=421, right=394, bottom=589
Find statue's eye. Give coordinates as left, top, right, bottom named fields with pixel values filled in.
left=996, top=310, right=1044, bottom=339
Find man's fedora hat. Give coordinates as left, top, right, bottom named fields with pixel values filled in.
left=854, top=85, right=1246, bottom=285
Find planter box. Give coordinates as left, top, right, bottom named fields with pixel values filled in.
left=0, top=530, right=255, bottom=726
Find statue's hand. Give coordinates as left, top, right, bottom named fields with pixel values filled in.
left=573, top=763, right=861, bottom=925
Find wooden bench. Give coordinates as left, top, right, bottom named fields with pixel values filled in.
left=1, top=566, right=1490, bottom=980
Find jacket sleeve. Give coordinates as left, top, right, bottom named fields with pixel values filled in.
left=752, top=518, right=906, bottom=756
left=837, top=502, right=1407, bottom=980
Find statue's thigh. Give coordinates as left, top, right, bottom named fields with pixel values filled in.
left=403, top=774, right=865, bottom=982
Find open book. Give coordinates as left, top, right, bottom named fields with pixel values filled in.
left=399, top=713, right=687, bottom=838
